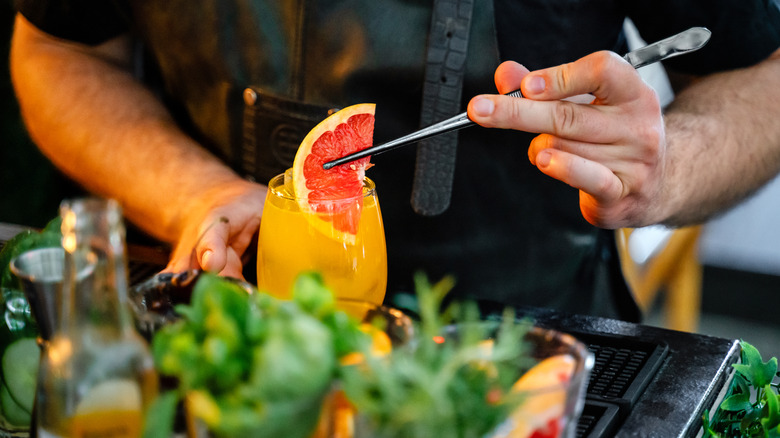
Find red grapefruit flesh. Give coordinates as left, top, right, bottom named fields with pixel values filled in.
left=292, top=103, right=376, bottom=237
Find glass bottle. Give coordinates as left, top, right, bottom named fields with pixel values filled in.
left=35, top=198, right=158, bottom=438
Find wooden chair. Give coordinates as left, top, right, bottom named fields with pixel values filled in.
left=616, top=225, right=704, bottom=332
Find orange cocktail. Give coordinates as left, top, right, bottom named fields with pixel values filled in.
left=257, top=171, right=387, bottom=305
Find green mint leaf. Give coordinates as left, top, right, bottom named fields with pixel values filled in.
left=741, top=341, right=763, bottom=366
left=733, top=341, right=778, bottom=389
left=756, top=359, right=778, bottom=389
left=765, top=356, right=780, bottom=382
left=720, top=392, right=752, bottom=412
left=732, top=364, right=754, bottom=382
left=763, top=385, right=780, bottom=431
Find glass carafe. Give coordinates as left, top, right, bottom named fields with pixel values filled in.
left=35, top=198, right=157, bottom=438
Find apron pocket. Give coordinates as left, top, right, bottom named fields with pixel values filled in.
left=241, top=87, right=335, bottom=184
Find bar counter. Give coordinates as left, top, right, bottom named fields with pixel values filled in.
left=523, top=307, right=739, bottom=437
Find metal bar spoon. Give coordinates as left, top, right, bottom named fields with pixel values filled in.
left=323, top=26, right=711, bottom=170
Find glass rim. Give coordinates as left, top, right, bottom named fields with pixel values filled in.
left=267, top=172, right=377, bottom=202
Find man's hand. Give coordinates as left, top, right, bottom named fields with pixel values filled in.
left=467, top=53, right=666, bottom=229
left=164, top=182, right=267, bottom=279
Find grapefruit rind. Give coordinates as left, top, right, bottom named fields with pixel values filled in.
left=291, top=103, right=376, bottom=244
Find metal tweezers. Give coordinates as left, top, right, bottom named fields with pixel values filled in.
left=322, top=27, right=710, bottom=170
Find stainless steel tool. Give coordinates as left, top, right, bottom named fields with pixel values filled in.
left=322, top=27, right=711, bottom=170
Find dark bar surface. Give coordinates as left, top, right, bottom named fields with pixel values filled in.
left=520, top=306, right=739, bottom=437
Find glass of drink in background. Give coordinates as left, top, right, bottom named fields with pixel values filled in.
left=257, top=170, right=387, bottom=305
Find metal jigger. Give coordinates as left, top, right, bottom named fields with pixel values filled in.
left=9, top=247, right=67, bottom=342
left=9, top=247, right=95, bottom=342
left=9, top=247, right=96, bottom=438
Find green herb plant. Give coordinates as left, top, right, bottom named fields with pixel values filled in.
left=143, top=271, right=368, bottom=438
left=144, top=271, right=536, bottom=438
left=703, top=341, right=780, bottom=437
left=339, top=272, right=535, bottom=438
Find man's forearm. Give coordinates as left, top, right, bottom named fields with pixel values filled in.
left=10, top=15, right=249, bottom=243
left=659, top=48, right=780, bottom=226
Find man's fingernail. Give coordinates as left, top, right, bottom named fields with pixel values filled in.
left=526, top=75, right=546, bottom=94
left=472, top=97, right=494, bottom=116
left=201, top=249, right=213, bottom=269
left=536, top=151, right=551, bottom=168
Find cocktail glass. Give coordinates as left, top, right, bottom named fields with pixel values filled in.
left=257, top=171, right=387, bottom=305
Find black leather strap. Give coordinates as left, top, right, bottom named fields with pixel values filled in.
left=411, top=0, right=475, bottom=216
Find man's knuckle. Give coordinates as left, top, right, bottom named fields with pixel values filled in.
left=590, top=51, right=624, bottom=91
left=634, top=125, right=664, bottom=160
left=508, top=100, right=524, bottom=125
left=552, top=103, right=578, bottom=135
left=556, top=66, right=571, bottom=91
left=594, top=171, right=617, bottom=196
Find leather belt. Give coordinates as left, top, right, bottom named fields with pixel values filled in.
left=411, top=0, right=475, bottom=216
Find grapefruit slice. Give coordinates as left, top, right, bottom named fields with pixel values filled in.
left=292, top=103, right=376, bottom=243
left=501, top=354, right=576, bottom=438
